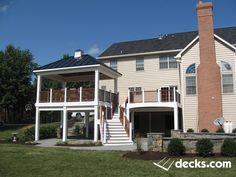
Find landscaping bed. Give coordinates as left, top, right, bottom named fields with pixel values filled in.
left=56, top=140, right=102, bottom=147
left=123, top=151, right=224, bottom=160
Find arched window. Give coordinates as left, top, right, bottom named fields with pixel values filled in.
left=186, top=64, right=196, bottom=95
left=221, top=61, right=234, bottom=93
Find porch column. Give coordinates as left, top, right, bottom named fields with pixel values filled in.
left=94, top=106, right=99, bottom=141
left=114, top=78, right=118, bottom=93
left=131, top=111, right=134, bottom=140
left=174, top=106, right=179, bottom=130
left=94, top=69, right=99, bottom=142
left=85, top=111, right=90, bottom=138
left=35, top=107, right=40, bottom=141
left=94, top=70, right=99, bottom=103
left=36, top=75, right=41, bottom=103
left=62, top=107, right=67, bottom=142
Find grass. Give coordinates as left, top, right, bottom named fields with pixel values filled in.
left=0, top=144, right=236, bottom=177
left=0, top=122, right=59, bottom=140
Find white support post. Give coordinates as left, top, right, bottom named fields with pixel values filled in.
left=94, top=70, right=99, bottom=142
left=36, top=75, right=41, bottom=103
left=173, top=87, right=176, bottom=102
left=64, top=87, right=67, bottom=102
left=35, top=107, right=40, bottom=141
left=80, top=87, right=82, bottom=102
left=95, top=70, right=99, bottom=103
left=94, top=106, right=99, bottom=142
left=129, top=122, right=132, bottom=141
left=50, top=88, right=52, bottom=103
left=131, top=111, right=134, bottom=139
left=85, top=111, right=89, bottom=138
left=174, top=106, right=179, bottom=130
left=114, top=78, right=118, bottom=94
left=142, top=89, right=145, bottom=103
left=158, top=89, right=161, bottom=102
left=104, top=121, right=107, bottom=143
left=62, top=107, right=67, bottom=142
left=128, top=89, right=130, bottom=103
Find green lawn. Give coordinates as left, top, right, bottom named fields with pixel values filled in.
left=0, top=144, right=236, bottom=177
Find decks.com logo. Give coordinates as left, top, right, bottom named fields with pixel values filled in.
left=153, top=158, right=232, bottom=171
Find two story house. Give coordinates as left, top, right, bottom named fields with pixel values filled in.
left=34, top=1, right=236, bottom=145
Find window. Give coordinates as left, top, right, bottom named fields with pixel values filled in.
left=136, top=58, right=144, bottom=71
left=186, top=64, right=196, bottom=95
left=101, top=86, right=106, bottom=90
left=110, top=59, right=117, bottom=71
left=221, top=61, right=234, bottom=93
left=129, top=87, right=142, bottom=94
left=159, top=55, right=177, bottom=69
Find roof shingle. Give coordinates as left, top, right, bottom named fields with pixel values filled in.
left=99, top=26, right=236, bottom=57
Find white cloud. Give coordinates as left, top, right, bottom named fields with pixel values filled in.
left=87, top=44, right=101, bottom=56
left=0, top=5, right=9, bottom=13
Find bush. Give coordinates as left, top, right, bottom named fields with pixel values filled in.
left=167, top=138, right=185, bottom=156
left=201, top=128, right=209, bottom=133
left=187, top=128, right=194, bottom=133
left=233, top=128, right=236, bottom=133
left=196, top=138, right=213, bottom=157
left=221, top=138, right=236, bottom=157
left=24, top=123, right=58, bottom=141
left=74, top=125, right=81, bottom=135
left=216, top=127, right=225, bottom=133
left=135, top=134, right=143, bottom=154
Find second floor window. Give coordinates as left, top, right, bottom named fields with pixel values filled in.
left=159, top=56, right=177, bottom=69
left=110, top=59, right=117, bottom=71
left=221, top=61, right=234, bottom=93
left=186, top=63, right=196, bottom=95
left=136, top=58, right=144, bottom=71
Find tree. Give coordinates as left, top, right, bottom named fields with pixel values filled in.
left=0, top=45, right=38, bottom=123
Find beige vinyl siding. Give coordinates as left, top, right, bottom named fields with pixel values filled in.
left=181, top=42, right=200, bottom=132
left=100, top=54, right=180, bottom=104
left=215, top=39, right=236, bottom=129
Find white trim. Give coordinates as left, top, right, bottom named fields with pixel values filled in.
left=175, top=34, right=236, bottom=59
left=214, top=34, right=236, bottom=51
left=98, top=49, right=183, bottom=59
left=34, top=64, right=100, bottom=73
left=175, top=36, right=199, bottom=59
left=127, top=102, right=178, bottom=109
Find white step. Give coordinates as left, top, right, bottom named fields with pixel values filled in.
left=107, top=137, right=129, bottom=140
left=106, top=134, right=128, bottom=137
left=106, top=140, right=133, bottom=144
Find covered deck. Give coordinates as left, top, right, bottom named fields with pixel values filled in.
left=34, top=52, right=121, bottom=142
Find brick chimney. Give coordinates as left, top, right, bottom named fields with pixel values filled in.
left=196, top=1, right=223, bottom=132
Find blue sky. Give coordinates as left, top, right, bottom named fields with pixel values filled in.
left=0, top=0, right=235, bottom=66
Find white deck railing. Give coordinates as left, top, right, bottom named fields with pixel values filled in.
left=128, top=88, right=181, bottom=104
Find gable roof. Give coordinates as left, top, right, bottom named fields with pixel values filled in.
left=35, top=54, right=121, bottom=75
left=99, top=26, right=236, bottom=58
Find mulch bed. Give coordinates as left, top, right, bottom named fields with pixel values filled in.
left=123, top=151, right=224, bottom=160
left=0, top=139, right=38, bottom=145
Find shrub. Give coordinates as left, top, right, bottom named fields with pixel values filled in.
left=196, top=138, right=213, bottom=157
left=233, top=128, right=236, bottom=133
left=216, top=127, right=225, bottom=133
left=135, top=134, right=143, bottom=154
left=74, top=125, right=81, bottom=135
left=221, top=138, right=236, bottom=157
left=187, top=128, right=194, bottom=133
left=24, top=123, right=58, bottom=141
left=167, top=138, right=185, bottom=156
left=24, top=126, right=35, bottom=141
left=201, top=128, right=209, bottom=133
